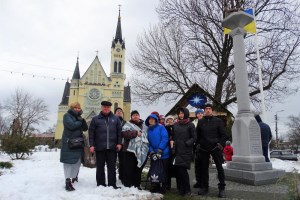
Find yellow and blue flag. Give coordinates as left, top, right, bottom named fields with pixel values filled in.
left=224, top=8, right=257, bottom=34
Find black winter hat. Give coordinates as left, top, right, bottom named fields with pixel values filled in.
left=114, top=107, right=123, bottom=114
left=101, top=101, right=112, bottom=106
left=131, top=110, right=140, bottom=117
left=204, top=103, right=213, bottom=110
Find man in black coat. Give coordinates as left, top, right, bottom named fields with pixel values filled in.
left=195, top=103, right=227, bottom=198
left=89, top=101, right=122, bottom=189
left=255, top=114, right=272, bottom=162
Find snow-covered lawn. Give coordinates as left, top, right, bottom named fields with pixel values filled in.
left=0, top=149, right=162, bottom=200
left=1, top=147, right=299, bottom=200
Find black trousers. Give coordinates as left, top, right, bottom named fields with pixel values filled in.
left=122, top=151, right=147, bottom=188
left=175, top=166, right=191, bottom=195
left=198, top=148, right=226, bottom=189
left=96, top=149, right=117, bottom=186
left=194, top=151, right=201, bottom=184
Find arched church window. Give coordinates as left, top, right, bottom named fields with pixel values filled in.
left=114, top=102, right=118, bottom=111
left=118, top=62, right=122, bottom=73
left=114, top=61, right=117, bottom=72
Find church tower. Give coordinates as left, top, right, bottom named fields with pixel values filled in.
left=54, top=8, right=131, bottom=140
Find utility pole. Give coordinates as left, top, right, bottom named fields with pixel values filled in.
left=275, top=110, right=284, bottom=148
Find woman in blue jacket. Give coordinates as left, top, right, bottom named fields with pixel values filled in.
left=145, top=114, right=170, bottom=193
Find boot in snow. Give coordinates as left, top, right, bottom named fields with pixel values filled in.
left=65, top=178, right=75, bottom=191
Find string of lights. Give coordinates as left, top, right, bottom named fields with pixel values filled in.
left=0, top=68, right=68, bottom=81
left=0, top=60, right=73, bottom=72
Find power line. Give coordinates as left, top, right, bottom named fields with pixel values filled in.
left=0, top=69, right=68, bottom=81
left=0, top=60, right=73, bottom=72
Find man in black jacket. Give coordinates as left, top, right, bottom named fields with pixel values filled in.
left=89, top=101, right=122, bottom=189
left=195, top=103, right=227, bottom=198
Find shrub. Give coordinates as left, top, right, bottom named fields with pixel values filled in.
left=0, top=161, right=13, bottom=169
left=1, top=135, right=36, bottom=159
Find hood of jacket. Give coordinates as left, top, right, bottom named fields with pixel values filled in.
left=176, top=107, right=190, bottom=119
left=145, top=114, right=159, bottom=126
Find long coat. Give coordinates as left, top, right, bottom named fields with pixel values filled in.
left=172, top=108, right=195, bottom=169
left=60, top=109, right=88, bottom=164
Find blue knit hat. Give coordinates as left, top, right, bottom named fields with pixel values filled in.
left=195, top=109, right=204, bottom=115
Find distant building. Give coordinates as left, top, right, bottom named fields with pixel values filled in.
left=54, top=10, right=131, bottom=140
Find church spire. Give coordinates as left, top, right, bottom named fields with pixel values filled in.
left=115, top=6, right=122, bottom=42
left=72, top=56, right=80, bottom=79
left=112, top=6, right=125, bottom=49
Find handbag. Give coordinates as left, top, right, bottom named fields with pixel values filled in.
left=83, top=146, right=96, bottom=168
left=147, top=156, right=166, bottom=183
left=68, top=137, right=84, bottom=149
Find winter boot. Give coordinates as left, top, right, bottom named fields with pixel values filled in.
left=65, top=178, right=75, bottom=191
left=198, top=187, right=209, bottom=195
left=72, top=176, right=78, bottom=183
left=218, top=189, right=226, bottom=198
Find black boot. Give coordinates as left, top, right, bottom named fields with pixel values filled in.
left=72, top=176, right=78, bottom=183
left=218, top=189, right=226, bottom=198
left=193, top=182, right=201, bottom=188
left=198, top=187, right=209, bottom=195
left=65, top=178, right=75, bottom=191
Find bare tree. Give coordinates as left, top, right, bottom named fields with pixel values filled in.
left=286, top=114, right=300, bottom=152
left=4, top=88, right=49, bottom=136
left=130, top=0, right=300, bottom=109
left=1, top=89, right=49, bottom=159
left=0, top=110, right=9, bottom=136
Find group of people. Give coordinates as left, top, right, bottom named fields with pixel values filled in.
left=60, top=100, right=230, bottom=198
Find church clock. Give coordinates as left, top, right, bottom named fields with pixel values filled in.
left=89, top=88, right=100, bottom=100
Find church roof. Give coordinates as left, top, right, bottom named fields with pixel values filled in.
left=59, top=81, right=70, bottom=105
left=123, top=83, right=131, bottom=102
left=72, top=57, right=80, bottom=79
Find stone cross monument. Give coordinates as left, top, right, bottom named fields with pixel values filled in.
left=222, top=11, right=284, bottom=185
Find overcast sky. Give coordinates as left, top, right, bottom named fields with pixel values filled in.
left=0, top=0, right=299, bottom=138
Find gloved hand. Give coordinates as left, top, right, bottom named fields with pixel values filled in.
left=217, top=143, right=223, bottom=150
left=156, top=149, right=162, bottom=159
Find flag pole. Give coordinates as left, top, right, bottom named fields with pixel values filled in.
left=253, top=8, right=267, bottom=121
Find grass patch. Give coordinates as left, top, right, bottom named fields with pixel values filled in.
left=0, top=161, right=13, bottom=169
left=277, top=171, right=300, bottom=200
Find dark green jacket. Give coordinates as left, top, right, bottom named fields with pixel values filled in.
left=60, top=109, right=88, bottom=164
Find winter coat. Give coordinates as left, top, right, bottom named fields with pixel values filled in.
left=255, top=115, right=272, bottom=147
left=88, top=111, right=121, bottom=151
left=60, top=109, right=88, bottom=164
left=196, top=115, right=227, bottom=151
left=145, top=114, right=170, bottom=160
left=172, top=108, right=196, bottom=169
left=121, top=119, right=144, bottom=152
left=223, top=145, right=233, bottom=161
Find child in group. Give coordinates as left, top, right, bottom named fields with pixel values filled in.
left=223, top=141, right=233, bottom=162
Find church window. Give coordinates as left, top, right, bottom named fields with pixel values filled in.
left=118, top=62, right=122, bottom=73
left=114, top=102, right=118, bottom=111
left=114, top=61, right=117, bottom=72
left=73, top=90, right=75, bottom=95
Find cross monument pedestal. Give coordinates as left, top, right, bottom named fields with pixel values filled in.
left=222, top=11, right=285, bottom=185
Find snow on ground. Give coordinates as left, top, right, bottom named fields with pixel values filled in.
left=0, top=149, right=162, bottom=200
left=1, top=147, right=300, bottom=200
left=271, top=158, right=300, bottom=172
